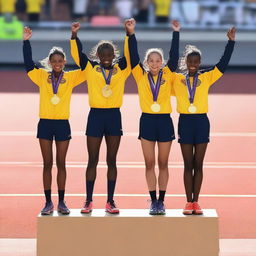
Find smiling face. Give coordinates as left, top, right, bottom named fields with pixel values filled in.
left=186, top=53, right=201, bottom=76
left=147, top=52, right=163, bottom=76
left=97, top=47, right=115, bottom=68
left=49, top=53, right=66, bottom=73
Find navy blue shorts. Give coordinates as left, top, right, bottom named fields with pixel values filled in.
left=37, top=119, right=71, bottom=141
left=139, top=113, right=175, bottom=142
left=86, top=108, right=123, bottom=137
left=178, top=114, right=210, bottom=144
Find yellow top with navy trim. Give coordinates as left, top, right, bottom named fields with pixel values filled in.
left=70, top=36, right=131, bottom=109
left=172, top=67, right=223, bottom=114
left=132, top=65, right=174, bottom=114
left=28, top=68, right=86, bottom=119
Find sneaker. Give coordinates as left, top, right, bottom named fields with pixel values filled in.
left=149, top=200, right=158, bottom=215
left=193, top=202, right=203, bottom=215
left=157, top=201, right=166, bottom=215
left=183, top=202, right=193, bottom=215
left=81, top=201, right=93, bottom=214
left=57, top=201, right=70, bottom=215
left=105, top=201, right=119, bottom=214
left=41, top=201, right=54, bottom=215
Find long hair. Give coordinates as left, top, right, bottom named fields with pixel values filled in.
left=40, top=46, right=66, bottom=71
left=178, top=45, right=201, bottom=73
left=143, top=48, right=165, bottom=71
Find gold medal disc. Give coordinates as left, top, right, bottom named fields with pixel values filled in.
left=151, top=103, right=161, bottom=113
left=188, top=104, right=197, bottom=113
left=102, top=85, right=112, bottom=98
left=51, top=95, right=60, bottom=105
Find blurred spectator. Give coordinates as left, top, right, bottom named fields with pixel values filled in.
left=0, top=13, right=23, bottom=40
left=219, top=0, right=243, bottom=25
left=25, top=0, right=45, bottom=21
left=86, top=0, right=100, bottom=20
left=115, top=0, right=133, bottom=20
left=98, top=0, right=116, bottom=15
left=154, top=0, right=172, bottom=23
left=200, top=0, right=219, bottom=25
left=134, top=0, right=151, bottom=23
left=73, top=0, right=89, bottom=21
left=244, top=0, right=256, bottom=25
left=0, top=0, right=16, bottom=14
left=15, top=0, right=27, bottom=21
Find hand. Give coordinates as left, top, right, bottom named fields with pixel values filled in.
left=171, top=20, right=180, bottom=32
left=227, top=27, right=236, bottom=41
left=71, top=22, right=80, bottom=33
left=124, top=18, right=136, bottom=35
left=23, top=26, right=32, bottom=40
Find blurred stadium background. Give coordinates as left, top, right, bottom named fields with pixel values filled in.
left=0, top=1, right=256, bottom=255
left=0, top=0, right=255, bottom=93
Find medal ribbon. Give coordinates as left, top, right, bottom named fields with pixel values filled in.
left=148, top=71, right=163, bottom=102
left=185, top=73, right=198, bottom=104
left=51, top=72, right=64, bottom=94
left=100, top=66, right=113, bottom=85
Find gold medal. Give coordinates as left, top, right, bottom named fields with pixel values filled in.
left=151, top=102, right=161, bottom=113
left=188, top=104, right=197, bottom=113
left=102, top=85, right=112, bottom=98
left=51, top=95, right=60, bottom=105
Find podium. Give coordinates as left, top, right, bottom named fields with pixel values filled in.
left=37, top=209, right=219, bottom=256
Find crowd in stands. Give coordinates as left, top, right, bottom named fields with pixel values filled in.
left=0, top=0, right=255, bottom=26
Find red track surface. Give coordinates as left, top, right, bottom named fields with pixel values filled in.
left=0, top=92, right=256, bottom=238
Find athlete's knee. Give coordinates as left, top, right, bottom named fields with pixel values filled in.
left=87, top=157, right=99, bottom=169
left=107, top=157, right=117, bottom=169
left=43, top=160, right=53, bottom=171
left=158, top=160, right=168, bottom=170
left=56, top=160, right=66, bottom=171
left=194, top=160, right=203, bottom=172
left=183, top=161, right=193, bottom=172
left=145, top=160, right=155, bottom=170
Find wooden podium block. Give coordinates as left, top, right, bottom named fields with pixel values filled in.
left=37, top=209, right=219, bottom=256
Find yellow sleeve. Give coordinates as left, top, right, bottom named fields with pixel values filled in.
left=170, top=82, right=175, bottom=96
left=27, top=68, right=47, bottom=87
left=201, top=66, right=223, bottom=87
left=124, top=35, right=131, bottom=72
left=132, top=64, right=144, bottom=84
left=70, top=39, right=80, bottom=67
left=66, top=69, right=86, bottom=88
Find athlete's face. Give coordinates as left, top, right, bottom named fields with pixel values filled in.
left=98, top=48, right=115, bottom=68
left=147, top=53, right=163, bottom=76
left=49, top=54, right=66, bottom=73
left=186, top=55, right=201, bottom=76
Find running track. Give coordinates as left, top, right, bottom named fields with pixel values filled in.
left=0, top=84, right=256, bottom=239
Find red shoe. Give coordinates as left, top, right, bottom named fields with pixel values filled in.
left=193, top=202, right=203, bottom=215
left=81, top=201, right=93, bottom=213
left=105, top=201, right=119, bottom=214
left=183, top=202, right=193, bottom=215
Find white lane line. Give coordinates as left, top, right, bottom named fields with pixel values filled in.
left=1, top=161, right=256, bottom=165
left=0, top=131, right=256, bottom=137
left=0, top=194, right=256, bottom=198
left=1, top=163, right=255, bottom=168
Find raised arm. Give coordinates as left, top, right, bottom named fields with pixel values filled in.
left=70, top=22, right=89, bottom=70
left=166, top=20, right=180, bottom=72
left=23, top=27, right=36, bottom=72
left=215, top=27, right=236, bottom=73
left=126, top=18, right=140, bottom=69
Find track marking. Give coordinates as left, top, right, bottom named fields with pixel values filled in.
left=1, top=161, right=256, bottom=165
left=1, top=161, right=256, bottom=169
left=0, top=194, right=256, bottom=198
